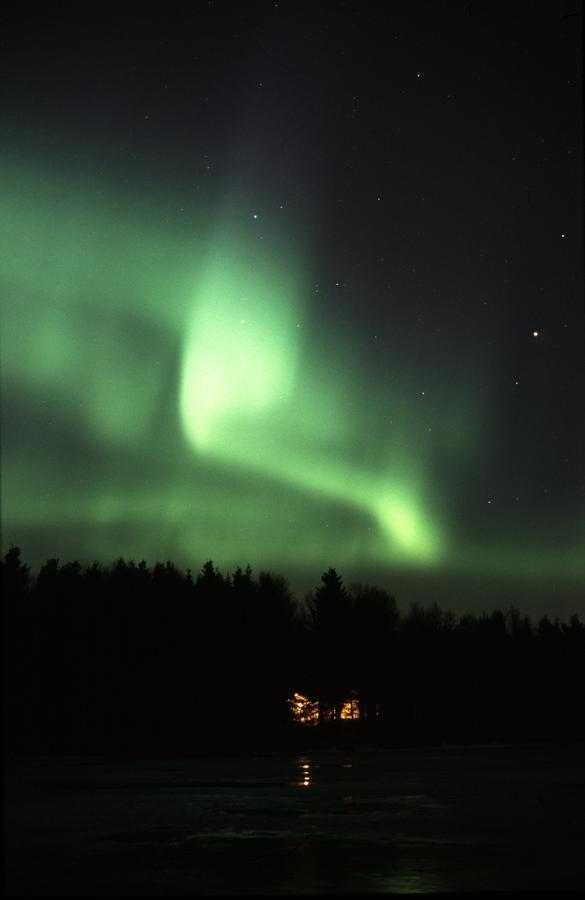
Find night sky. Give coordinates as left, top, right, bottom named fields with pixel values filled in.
left=1, top=1, right=583, bottom=615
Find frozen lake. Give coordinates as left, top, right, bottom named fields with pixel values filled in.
left=5, top=744, right=584, bottom=895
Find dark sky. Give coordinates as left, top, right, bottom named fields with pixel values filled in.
left=1, top=0, right=583, bottom=615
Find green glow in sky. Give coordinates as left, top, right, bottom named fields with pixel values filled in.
left=1, top=152, right=584, bottom=608
left=179, top=236, right=443, bottom=563
left=180, top=242, right=302, bottom=447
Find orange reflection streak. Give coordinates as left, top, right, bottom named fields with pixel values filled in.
left=295, top=762, right=311, bottom=787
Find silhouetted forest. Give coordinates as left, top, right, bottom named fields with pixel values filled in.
left=3, top=547, right=584, bottom=755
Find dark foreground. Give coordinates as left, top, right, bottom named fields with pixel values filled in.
left=5, top=744, right=584, bottom=896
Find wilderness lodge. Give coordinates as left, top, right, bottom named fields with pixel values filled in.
left=3, top=548, right=585, bottom=752
left=289, top=691, right=376, bottom=725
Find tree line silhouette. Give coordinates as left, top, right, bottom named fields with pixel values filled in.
left=3, top=546, right=584, bottom=755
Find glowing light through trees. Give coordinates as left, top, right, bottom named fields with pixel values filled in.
left=289, top=693, right=363, bottom=725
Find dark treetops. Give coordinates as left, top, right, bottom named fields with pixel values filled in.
left=3, top=547, right=584, bottom=755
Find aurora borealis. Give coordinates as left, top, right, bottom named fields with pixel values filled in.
left=1, top=2, right=583, bottom=613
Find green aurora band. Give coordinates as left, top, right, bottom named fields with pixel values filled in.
left=1, top=154, right=584, bottom=601
left=179, top=237, right=442, bottom=563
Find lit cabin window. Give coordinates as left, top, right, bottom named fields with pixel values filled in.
left=289, top=693, right=319, bottom=725
left=340, top=692, right=359, bottom=720
left=289, top=691, right=361, bottom=724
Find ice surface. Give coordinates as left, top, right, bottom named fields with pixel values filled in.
left=5, top=745, right=585, bottom=894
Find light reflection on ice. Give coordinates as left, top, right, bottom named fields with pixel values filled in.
left=7, top=747, right=584, bottom=895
